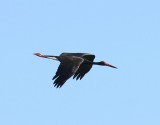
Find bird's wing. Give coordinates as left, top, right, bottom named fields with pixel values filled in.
left=73, top=54, right=95, bottom=80
left=52, top=57, right=84, bottom=88
left=60, top=53, right=92, bottom=57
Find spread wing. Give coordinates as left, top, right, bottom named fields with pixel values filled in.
left=73, top=54, right=95, bottom=80
left=52, top=57, right=83, bottom=88
left=60, top=53, right=92, bottom=57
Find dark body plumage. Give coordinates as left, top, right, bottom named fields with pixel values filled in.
left=52, top=53, right=95, bottom=88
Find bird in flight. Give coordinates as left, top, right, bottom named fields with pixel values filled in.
left=34, top=52, right=117, bottom=88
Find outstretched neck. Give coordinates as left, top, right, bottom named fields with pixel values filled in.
left=92, top=61, right=103, bottom=65
left=85, top=60, right=117, bottom=68
left=84, top=60, right=102, bottom=65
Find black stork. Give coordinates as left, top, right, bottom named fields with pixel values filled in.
left=34, top=52, right=117, bottom=88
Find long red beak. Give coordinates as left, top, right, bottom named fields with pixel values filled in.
left=104, top=62, right=117, bottom=68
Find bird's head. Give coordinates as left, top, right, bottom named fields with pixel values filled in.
left=99, top=61, right=117, bottom=68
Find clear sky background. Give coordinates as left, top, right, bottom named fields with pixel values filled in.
left=0, top=0, right=160, bottom=125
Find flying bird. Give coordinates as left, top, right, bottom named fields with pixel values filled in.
left=34, top=52, right=117, bottom=88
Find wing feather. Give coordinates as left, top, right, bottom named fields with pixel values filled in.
left=52, top=56, right=83, bottom=88
left=73, top=55, right=95, bottom=80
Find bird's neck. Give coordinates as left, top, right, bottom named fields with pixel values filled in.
left=92, top=62, right=102, bottom=65
left=84, top=60, right=101, bottom=65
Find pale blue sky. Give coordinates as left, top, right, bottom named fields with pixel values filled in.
left=0, top=0, right=160, bottom=125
